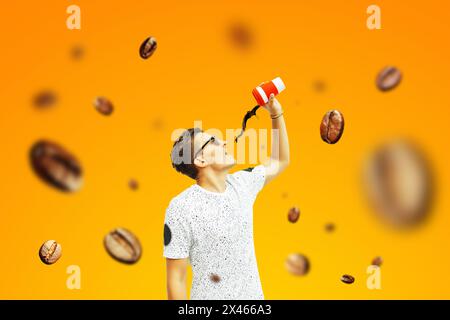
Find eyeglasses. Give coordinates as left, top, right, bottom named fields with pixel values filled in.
left=193, top=136, right=220, bottom=159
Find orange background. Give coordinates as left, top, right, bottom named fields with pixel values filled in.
left=1, top=0, right=449, bottom=299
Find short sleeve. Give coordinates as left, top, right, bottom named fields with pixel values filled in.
left=230, top=164, right=266, bottom=198
left=163, top=200, right=192, bottom=259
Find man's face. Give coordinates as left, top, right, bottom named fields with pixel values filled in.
left=193, top=132, right=236, bottom=170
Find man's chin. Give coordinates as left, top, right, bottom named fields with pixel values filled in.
left=228, top=156, right=237, bottom=166
left=221, top=158, right=236, bottom=170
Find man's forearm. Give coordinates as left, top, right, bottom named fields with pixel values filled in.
left=270, top=111, right=290, bottom=165
left=167, top=279, right=187, bottom=300
left=261, top=95, right=290, bottom=184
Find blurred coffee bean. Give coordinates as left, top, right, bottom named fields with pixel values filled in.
left=104, top=228, right=142, bottom=264
left=325, top=223, right=335, bottom=232
left=128, top=179, right=139, bottom=190
left=33, top=91, right=57, bottom=108
left=376, top=66, right=402, bottom=91
left=312, top=79, right=326, bottom=93
left=70, top=45, right=84, bottom=60
left=30, top=140, right=83, bottom=192
left=152, top=117, right=164, bottom=131
left=363, top=140, right=432, bottom=227
left=39, top=240, right=62, bottom=265
left=210, top=274, right=221, bottom=283
left=229, top=22, right=252, bottom=49
left=341, top=274, right=355, bottom=284
left=139, top=36, right=157, bottom=59
left=285, top=253, right=310, bottom=276
left=288, top=207, right=300, bottom=223
left=372, top=256, right=383, bottom=267
left=94, top=97, right=114, bottom=116
left=320, top=110, right=344, bottom=144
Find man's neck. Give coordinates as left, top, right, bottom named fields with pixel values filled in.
left=196, top=169, right=228, bottom=193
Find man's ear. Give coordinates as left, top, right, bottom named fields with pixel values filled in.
left=194, top=157, right=207, bottom=168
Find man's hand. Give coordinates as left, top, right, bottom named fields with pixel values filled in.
left=261, top=93, right=283, bottom=116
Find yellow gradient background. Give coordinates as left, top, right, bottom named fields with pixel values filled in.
left=1, top=0, right=449, bottom=299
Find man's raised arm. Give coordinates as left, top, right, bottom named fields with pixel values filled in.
left=261, top=93, right=290, bottom=185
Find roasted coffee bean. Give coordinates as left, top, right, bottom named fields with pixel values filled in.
left=93, top=96, right=114, bottom=116
left=164, top=224, right=172, bottom=246
left=30, top=140, right=83, bottom=192
left=152, top=117, right=164, bottom=131
left=33, top=91, right=57, bottom=108
left=363, top=140, right=432, bottom=227
left=372, top=256, right=383, bottom=267
left=104, top=228, right=142, bottom=264
left=229, top=23, right=252, bottom=49
left=139, top=36, right=157, bottom=59
left=210, top=274, right=221, bottom=283
left=320, top=110, right=344, bottom=144
left=39, top=240, right=62, bottom=265
left=71, top=45, right=84, bottom=60
left=285, top=253, right=310, bottom=276
left=325, top=223, right=335, bottom=232
left=341, top=274, right=355, bottom=284
left=376, top=66, right=402, bottom=91
left=288, top=207, right=300, bottom=223
left=312, top=79, right=326, bottom=93
left=128, top=179, right=139, bottom=190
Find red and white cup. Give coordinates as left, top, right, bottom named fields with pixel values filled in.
left=252, top=77, right=286, bottom=106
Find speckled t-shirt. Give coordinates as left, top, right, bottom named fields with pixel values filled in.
left=163, top=165, right=266, bottom=300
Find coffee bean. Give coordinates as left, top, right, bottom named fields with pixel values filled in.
left=164, top=224, right=172, bottom=246
left=372, top=256, right=383, bottom=267
left=139, top=36, right=157, bottom=59
left=325, top=223, right=335, bottom=232
left=229, top=23, right=252, bottom=49
left=285, top=253, right=310, bottom=276
left=288, top=207, right=300, bottom=223
left=33, top=91, right=57, bottom=108
left=152, top=117, right=164, bottom=131
left=39, top=240, right=62, bottom=265
left=210, top=274, right=221, bottom=283
left=30, top=140, right=83, bottom=192
left=320, top=110, right=344, bottom=144
left=312, top=79, right=326, bottom=93
left=104, top=228, right=142, bottom=264
left=93, top=96, right=114, bottom=116
left=363, top=140, right=432, bottom=227
left=70, top=45, right=84, bottom=60
left=341, top=274, right=355, bottom=284
left=128, top=179, right=139, bottom=190
left=376, top=66, right=402, bottom=91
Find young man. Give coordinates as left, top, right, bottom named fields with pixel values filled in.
left=163, top=93, right=290, bottom=299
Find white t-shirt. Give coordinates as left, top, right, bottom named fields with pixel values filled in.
left=163, top=165, right=266, bottom=300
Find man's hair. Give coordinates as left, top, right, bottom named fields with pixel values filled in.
left=170, top=127, right=203, bottom=180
